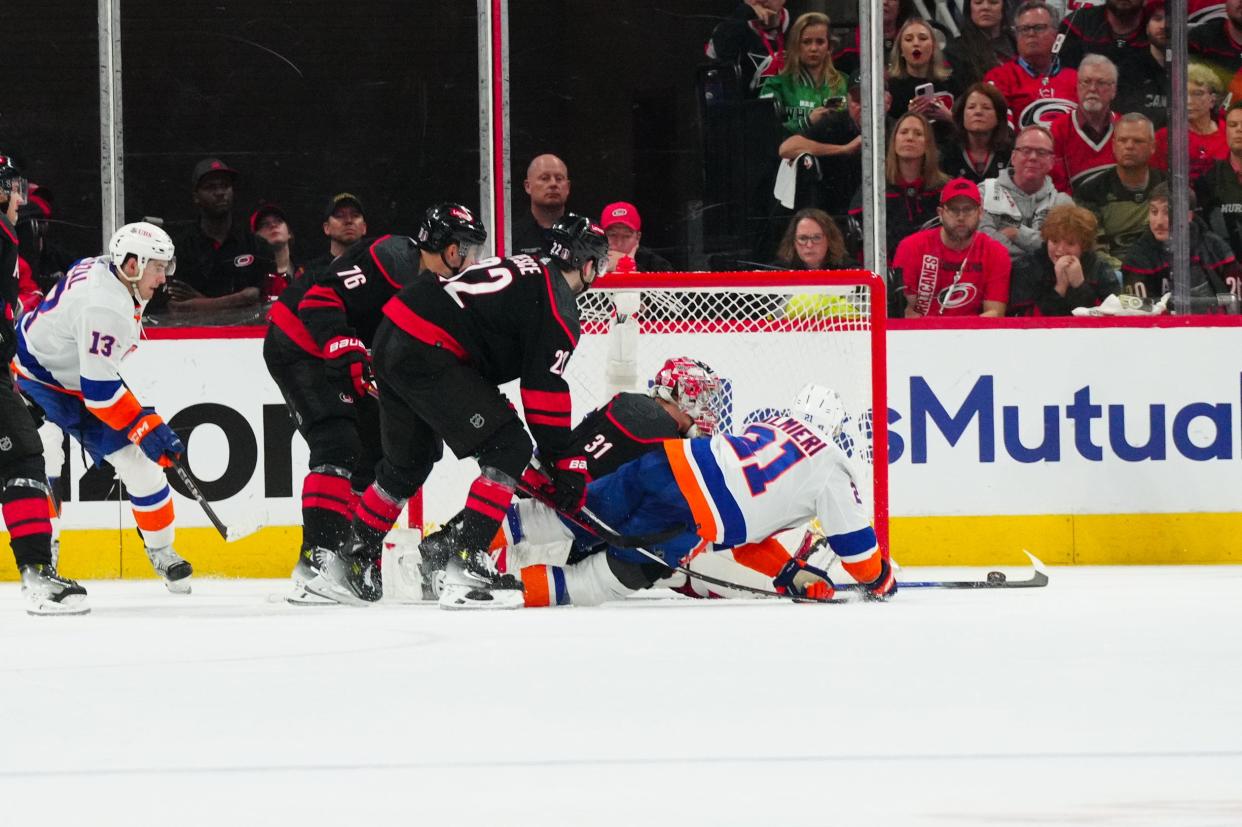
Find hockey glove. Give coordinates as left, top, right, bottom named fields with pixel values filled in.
left=773, top=557, right=835, bottom=600
left=549, top=456, right=591, bottom=514
left=323, top=336, right=375, bottom=401
left=127, top=411, right=185, bottom=468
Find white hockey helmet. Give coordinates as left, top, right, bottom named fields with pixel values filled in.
left=650, top=357, right=721, bottom=436
left=108, top=221, right=176, bottom=284
left=792, top=383, right=846, bottom=441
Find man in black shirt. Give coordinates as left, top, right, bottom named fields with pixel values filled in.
left=162, top=158, right=272, bottom=320
left=511, top=154, right=570, bottom=255
left=599, top=202, right=674, bottom=272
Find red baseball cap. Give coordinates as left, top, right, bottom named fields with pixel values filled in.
left=940, top=178, right=982, bottom=206
left=249, top=202, right=288, bottom=233
left=600, top=201, right=641, bottom=232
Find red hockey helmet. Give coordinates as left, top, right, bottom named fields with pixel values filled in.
left=650, top=357, right=721, bottom=436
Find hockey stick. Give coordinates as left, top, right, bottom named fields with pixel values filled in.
left=514, top=477, right=691, bottom=550
left=800, top=535, right=1049, bottom=590
left=168, top=457, right=264, bottom=543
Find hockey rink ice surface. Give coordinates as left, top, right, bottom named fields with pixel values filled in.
left=2, top=565, right=1240, bottom=826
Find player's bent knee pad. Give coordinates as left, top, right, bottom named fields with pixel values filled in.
left=304, top=418, right=361, bottom=470
left=474, top=420, right=533, bottom=482
left=105, top=444, right=167, bottom=497
left=606, top=553, right=665, bottom=590
left=374, top=457, right=433, bottom=502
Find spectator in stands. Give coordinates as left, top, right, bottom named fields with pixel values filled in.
left=1009, top=204, right=1120, bottom=315
left=850, top=111, right=948, bottom=262
left=772, top=208, right=849, bottom=269
left=941, top=83, right=1013, bottom=182
left=834, top=0, right=921, bottom=77
left=512, top=154, right=570, bottom=255
left=896, top=177, right=1012, bottom=316
left=1114, top=0, right=1170, bottom=129
left=1189, top=0, right=1242, bottom=94
left=760, top=12, right=848, bottom=136
left=980, top=124, right=1073, bottom=254
left=944, top=0, right=1016, bottom=88
left=1122, top=183, right=1240, bottom=306
left=1074, top=113, right=1165, bottom=262
left=778, top=72, right=892, bottom=215
left=1056, top=0, right=1150, bottom=71
left=887, top=17, right=961, bottom=127
left=1196, top=102, right=1242, bottom=258
left=14, top=184, right=74, bottom=311
left=250, top=203, right=300, bottom=301
left=1050, top=54, right=1120, bottom=192
left=984, top=1, right=1078, bottom=130
left=599, top=202, right=673, bottom=273
left=163, top=158, right=272, bottom=317
left=302, top=192, right=367, bottom=277
left=1152, top=65, right=1229, bottom=184
left=705, top=0, right=791, bottom=96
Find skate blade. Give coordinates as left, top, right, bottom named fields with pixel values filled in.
left=163, top=577, right=192, bottom=595
left=305, top=575, right=376, bottom=607
left=26, top=593, right=91, bottom=616
left=438, top=583, right=524, bottom=611
left=287, top=577, right=341, bottom=606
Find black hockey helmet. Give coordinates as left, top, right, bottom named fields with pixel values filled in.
left=545, top=213, right=609, bottom=281
left=0, top=153, right=27, bottom=203
left=417, top=202, right=487, bottom=254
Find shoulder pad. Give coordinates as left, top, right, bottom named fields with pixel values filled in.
left=607, top=393, right=683, bottom=440
left=371, top=235, right=421, bottom=285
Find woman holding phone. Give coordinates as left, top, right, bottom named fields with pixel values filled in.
left=760, top=12, right=848, bottom=136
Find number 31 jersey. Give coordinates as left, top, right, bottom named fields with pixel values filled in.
left=664, top=414, right=875, bottom=557
left=14, top=256, right=147, bottom=429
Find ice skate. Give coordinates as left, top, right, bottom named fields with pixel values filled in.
left=438, top=548, right=524, bottom=610
left=313, top=546, right=382, bottom=606
left=21, top=564, right=90, bottom=616
left=145, top=545, right=193, bottom=594
left=416, top=526, right=458, bottom=600
left=287, top=546, right=338, bottom=606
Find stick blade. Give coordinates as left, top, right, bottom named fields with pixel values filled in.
left=224, top=513, right=266, bottom=543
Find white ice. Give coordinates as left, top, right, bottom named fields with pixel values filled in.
left=2, top=566, right=1240, bottom=826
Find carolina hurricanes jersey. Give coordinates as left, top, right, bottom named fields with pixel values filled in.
left=571, top=393, right=683, bottom=478
left=1189, top=17, right=1242, bottom=83
left=383, top=253, right=581, bottom=457
left=1049, top=110, right=1117, bottom=193
left=895, top=227, right=1012, bottom=315
left=1056, top=5, right=1149, bottom=71
left=266, top=269, right=318, bottom=356
left=14, top=256, right=147, bottom=431
left=1, top=214, right=18, bottom=326
left=299, top=235, right=423, bottom=351
left=662, top=414, right=876, bottom=560
left=984, top=60, right=1078, bottom=129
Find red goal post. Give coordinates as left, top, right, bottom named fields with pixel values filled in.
left=568, top=269, right=890, bottom=553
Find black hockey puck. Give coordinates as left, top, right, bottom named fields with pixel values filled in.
left=986, top=571, right=1006, bottom=584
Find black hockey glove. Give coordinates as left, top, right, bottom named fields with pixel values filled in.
left=550, top=455, right=591, bottom=514
left=773, top=557, right=835, bottom=600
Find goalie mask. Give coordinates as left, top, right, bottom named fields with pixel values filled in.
left=650, top=357, right=721, bottom=436
left=108, top=221, right=176, bottom=295
left=792, top=383, right=846, bottom=441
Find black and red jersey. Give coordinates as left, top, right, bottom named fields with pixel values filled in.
left=1189, top=18, right=1242, bottom=79
left=299, top=235, right=424, bottom=353
left=1, top=213, right=19, bottom=319
left=266, top=269, right=319, bottom=357
left=383, top=253, right=581, bottom=457
left=1056, top=5, right=1149, bottom=71
left=570, top=393, right=683, bottom=478
left=984, top=59, right=1078, bottom=129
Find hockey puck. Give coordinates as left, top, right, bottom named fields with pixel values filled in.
left=986, top=571, right=1006, bottom=585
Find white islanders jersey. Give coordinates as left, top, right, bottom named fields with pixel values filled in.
left=663, top=414, right=876, bottom=557
left=14, top=255, right=147, bottom=430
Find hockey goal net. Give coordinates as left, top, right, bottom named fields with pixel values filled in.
left=567, top=270, right=889, bottom=551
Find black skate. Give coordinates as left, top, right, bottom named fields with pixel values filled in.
left=287, top=546, right=338, bottom=606
left=313, top=529, right=383, bottom=606
left=21, top=564, right=90, bottom=616
left=145, top=545, right=192, bottom=594
left=416, top=525, right=459, bottom=600
left=438, top=548, right=524, bottom=611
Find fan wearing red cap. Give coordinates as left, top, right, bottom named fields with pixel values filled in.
left=599, top=201, right=673, bottom=273
left=894, top=177, right=1013, bottom=317
left=249, top=203, right=300, bottom=301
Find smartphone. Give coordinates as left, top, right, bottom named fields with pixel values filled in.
left=914, top=83, right=935, bottom=98
left=822, top=96, right=846, bottom=110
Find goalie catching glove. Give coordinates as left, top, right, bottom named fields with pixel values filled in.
left=323, top=335, right=376, bottom=400
left=773, top=557, right=835, bottom=600
left=127, top=410, right=185, bottom=467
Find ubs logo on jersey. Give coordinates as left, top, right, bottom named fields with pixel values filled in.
left=1020, top=98, right=1076, bottom=128
left=234, top=254, right=255, bottom=268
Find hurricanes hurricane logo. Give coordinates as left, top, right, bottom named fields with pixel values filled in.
left=938, top=282, right=981, bottom=311
left=1021, top=98, right=1076, bottom=128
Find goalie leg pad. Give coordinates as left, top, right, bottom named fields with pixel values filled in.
left=500, top=498, right=575, bottom=571
left=520, top=551, right=636, bottom=608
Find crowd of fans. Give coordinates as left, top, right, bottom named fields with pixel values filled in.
left=711, top=0, right=1242, bottom=316
left=3, top=0, right=1241, bottom=323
